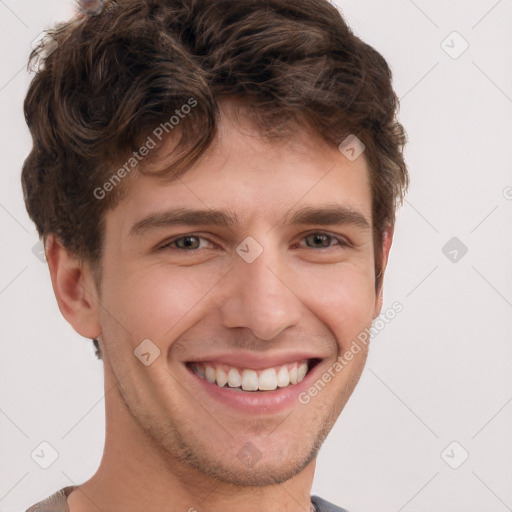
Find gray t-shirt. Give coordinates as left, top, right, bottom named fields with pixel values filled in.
left=26, top=486, right=349, bottom=512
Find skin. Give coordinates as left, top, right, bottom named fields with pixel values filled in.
left=46, top=99, right=393, bottom=512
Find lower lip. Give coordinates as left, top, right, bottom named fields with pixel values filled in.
left=185, top=361, right=322, bottom=414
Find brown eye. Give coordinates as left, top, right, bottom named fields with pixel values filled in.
left=158, top=235, right=211, bottom=251
left=294, top=232, right=352, bottom=251
left=174, top=236, right=201, bottom=250
left=305, top=233, right=332, bottom=248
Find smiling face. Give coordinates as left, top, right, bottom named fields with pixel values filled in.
left=71, top=102, right=391, bottom=487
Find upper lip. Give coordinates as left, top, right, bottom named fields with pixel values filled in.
left=186, top=351, right=323, bottom=370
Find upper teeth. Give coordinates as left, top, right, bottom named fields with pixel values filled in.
left=192, top=361, right=309, bottom=391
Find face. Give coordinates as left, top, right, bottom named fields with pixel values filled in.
left=88, top=104, right=389, bottom=486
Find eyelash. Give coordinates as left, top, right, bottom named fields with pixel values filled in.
left=157, top=232, right=352, bottom=252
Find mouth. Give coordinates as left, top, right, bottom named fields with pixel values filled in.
left=185, top=358, right=322, bottom=392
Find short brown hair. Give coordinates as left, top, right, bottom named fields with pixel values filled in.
left=22, top=0, right=408, bottom=360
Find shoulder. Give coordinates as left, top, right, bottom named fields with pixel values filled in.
left=25, top=486, right=76, bottom=512
left=312, top=494, right=350, bottom=512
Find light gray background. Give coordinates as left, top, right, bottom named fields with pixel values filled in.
left=1, top=1, right=511, bottom=511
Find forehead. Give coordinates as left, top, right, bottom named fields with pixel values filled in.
left=110, top=103, right=373, bottom=234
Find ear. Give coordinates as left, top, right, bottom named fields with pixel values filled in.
left=45, top=234, right=102, bottom=339
left=373, top=223, right=394, bottom=319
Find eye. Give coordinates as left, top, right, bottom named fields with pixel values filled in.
left=295, top=232, right=351, bottom=250
left=158, top=235, right=213, bottom=252
left=157, top=232, right=351, bottom=253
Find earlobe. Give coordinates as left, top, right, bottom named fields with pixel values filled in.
left=374, top=286, right=384, bottom=318
left=373, top=223, right=394, bottom=319
left=45, top=234, right=102, bottom=339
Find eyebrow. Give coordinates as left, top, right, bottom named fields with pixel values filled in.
left=129, top=204, right=370, bottom=237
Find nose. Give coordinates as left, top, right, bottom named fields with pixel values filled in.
left=219, top=241, right=303, bottom=341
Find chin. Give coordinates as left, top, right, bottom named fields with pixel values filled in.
left=171, top=424, right=326, bottom=487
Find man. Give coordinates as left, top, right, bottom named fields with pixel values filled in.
left=22, top=0, right=408, bottom=510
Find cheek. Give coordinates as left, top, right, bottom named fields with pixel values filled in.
left=101, top=263, right=224, bottom=343
left=307, top=266, right=376, bottom=348
left=99, top=254, right=375, bottom=350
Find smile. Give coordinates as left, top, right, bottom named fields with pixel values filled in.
left=187, top=359, right=321, bottom=392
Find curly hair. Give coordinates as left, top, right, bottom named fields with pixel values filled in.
left=21, top=0, right=408, bottom=360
